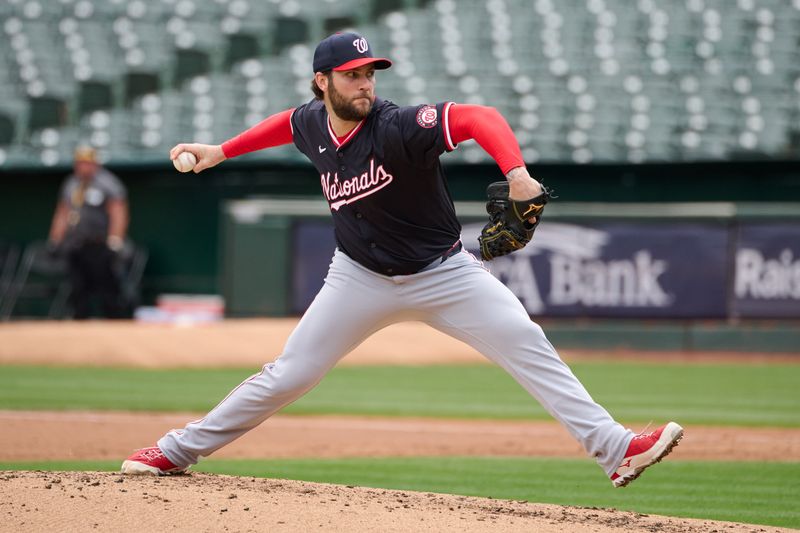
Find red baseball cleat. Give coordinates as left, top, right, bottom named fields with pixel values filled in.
left=120, top=446, right=187, bottom=476
left=611, top=422, right=683, bottom=488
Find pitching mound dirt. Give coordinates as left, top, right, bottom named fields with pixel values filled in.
left=1, top=471, right=791, bottom=533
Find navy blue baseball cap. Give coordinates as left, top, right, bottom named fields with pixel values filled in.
left=312, top=32, right=392, bottom=73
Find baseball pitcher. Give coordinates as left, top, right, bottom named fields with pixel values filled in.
left=122, top=32, right=683, bottom=488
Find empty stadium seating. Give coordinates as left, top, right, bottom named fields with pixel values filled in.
left=0, top=0, right=798, bottom=166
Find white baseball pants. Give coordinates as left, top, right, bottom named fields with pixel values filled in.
left=159, top=249, right=634, bottom=476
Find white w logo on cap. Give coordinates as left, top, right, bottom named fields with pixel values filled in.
left=353, top=37, right=368, bottom=54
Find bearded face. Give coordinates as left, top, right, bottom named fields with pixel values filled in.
left=325, top=69, right=376, bottom=121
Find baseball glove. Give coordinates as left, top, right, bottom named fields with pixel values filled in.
left=478, top=181, right=551, bottom=261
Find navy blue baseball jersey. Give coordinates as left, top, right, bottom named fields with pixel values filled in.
left=291, top=98, right=462, bottom=276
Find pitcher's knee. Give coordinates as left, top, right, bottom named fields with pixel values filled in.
left=258, top=360, right=324, bottom=400
left=526, top=320, right=546, bottom=338
left=493, top=316, right=546, bottom=340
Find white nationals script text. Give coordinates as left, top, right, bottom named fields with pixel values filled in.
left=320, top=159, right=394, bottom=211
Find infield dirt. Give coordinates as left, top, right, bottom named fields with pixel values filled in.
left=2, top=410, right=799, bottom=463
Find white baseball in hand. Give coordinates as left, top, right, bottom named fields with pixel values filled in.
left=173, top=151, right=197, bottom=173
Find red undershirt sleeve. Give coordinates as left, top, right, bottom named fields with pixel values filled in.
left=221, top=108, right=295, bottom=158
left=446, top=104, right=525, bottom=175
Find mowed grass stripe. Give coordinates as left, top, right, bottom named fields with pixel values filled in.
left=1, top=458, right=797, bottom=529
left=0, top=363, right=798, bottom=426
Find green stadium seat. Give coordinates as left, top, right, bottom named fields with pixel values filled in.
left=0, top=113, right=15, bottom=146
left=272, top=17, right=311, bottom=52
left=3, top=0, right=800, bottom=165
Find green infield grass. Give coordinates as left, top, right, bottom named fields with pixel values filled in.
left=1, top=458, right=797, bottom=529
left=0, top=363, right=798, bottom=426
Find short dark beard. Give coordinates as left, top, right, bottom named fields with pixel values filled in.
left=328, top=78, right=373, bottom=121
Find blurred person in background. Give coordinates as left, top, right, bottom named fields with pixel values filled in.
left=48, top=145, right=130, bottom=319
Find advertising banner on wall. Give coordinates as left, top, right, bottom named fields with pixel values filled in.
left=293, top=219, right=732, bottom=318
left=733, top=223, right=800, bottom=318
left=461, top=221, right=731, bottom=318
